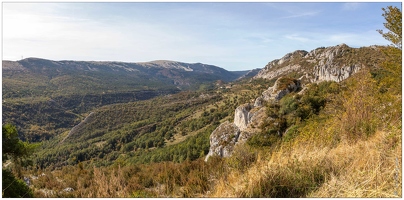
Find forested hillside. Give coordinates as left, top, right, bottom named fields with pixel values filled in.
left=2, top=5, right=401, bottom=198
left=33, top=80, right=269, bottom=169
left=3, top=59, right=242, bottom=99
left=3, top=59, right=248, bottom=142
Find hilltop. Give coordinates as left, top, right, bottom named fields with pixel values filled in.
left=3, top=4, right=402, bottom=198
left=2, top=43, right=401, bottom=198
left=3, top=58, right=245, bottom=99
left=204, top=43, right=390, bottom=161
left=2, top=58, right=249, bottom=141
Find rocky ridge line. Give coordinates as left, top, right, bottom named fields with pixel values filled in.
left=205, top=44, right=386, bottom=161
left=254, top=44, right=382, bottom=83
left=205, top=77, right=301, bottom=161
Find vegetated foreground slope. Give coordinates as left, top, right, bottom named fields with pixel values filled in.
left=27, top=66, right=401, bottom=197
left=12, top=41, right=401, bottom=197
left=202, top=44, right=392, bottom=163
left=210, top=66, right=401, bottom=197
left=33, top=79, right=270, bottom=169
left=205, top=44, right=401, bottom=198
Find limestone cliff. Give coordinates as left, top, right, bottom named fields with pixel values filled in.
left=204, top=121, right=240, bottom=161
left=254, top=44, right=386, bottom=83
left=205, top=77, right=301, bottom=161
left=233, top=103, right=253, bottom=131
left=205, top=44, right=387, bottom=161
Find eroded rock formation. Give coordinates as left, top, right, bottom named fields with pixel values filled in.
left=206, top=44, right=386, bottom=161
left=255, top=44, right=382, bottom=83
left=205, top=77, right=301, bottom=161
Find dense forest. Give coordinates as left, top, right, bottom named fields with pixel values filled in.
left=2, top=6, right=401, bottom=198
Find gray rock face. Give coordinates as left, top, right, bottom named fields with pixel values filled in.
left=205, top=76, right=303, bottom=161
left=63, top=187, right=74, bottom=192
left=205, top=104, right=272, bottom=161
left=260, top=77, right=301, bottom=101
left=234, top=103, right=253, bottom=131
left=237, top=107, right=268, bottom=142
left=254, top=44, right=380, bottom=83
left=313, top=64, right=362, bottom=82
left=254, top=97, right=264, bottom=107
left=206, top=44, right=386, bottom=161
left=256, top=64, right=301, bottom=80
left=205, top=121, right=240, bottom=161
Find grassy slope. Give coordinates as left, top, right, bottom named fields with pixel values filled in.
left=31, top=78, right=269, bottom=168
left=21, top=46, right=401, bottom=198
left=210, top=68, right=402, bottom=197
left=26, top=65, right=401, bottom=198
left=211, top=129, right=401, bottom=197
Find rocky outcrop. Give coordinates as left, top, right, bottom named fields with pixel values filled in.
left=237, top=107, right=268, bottom=142
left=63, top=187, right=74, bottom=192
left=313, top=64, right=362, bottom=82
left=261, top=77, right=301, bottom=101
left=204, top=121, right=240, bottom=161
left=254, top=44, right=384, bottom=84
left=205, top=76, right=301, bottom=161
left=234, top=103, right=253, bottom=131
left=206, top=44, right=386, bottom=161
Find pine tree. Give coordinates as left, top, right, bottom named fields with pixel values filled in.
left=2, top=124, right=38, bottom=197
left=377, top=6, right=402, bottom=49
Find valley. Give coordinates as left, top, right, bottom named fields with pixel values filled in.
left=2, top=3, right=402, bottom=198
left=3, top=44, right=402, bottom=197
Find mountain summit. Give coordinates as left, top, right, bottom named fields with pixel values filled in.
left=206, top=44, right=389, bottom=161
left=254, top=44, right=386, bottom=83
left=2, top=58, right=244, bottom=99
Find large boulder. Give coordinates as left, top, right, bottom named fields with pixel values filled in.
left=237, top=107, right=268, bottom=142
left=234, top=103, right=253, bottom=131
left=261, top=77, right=301, bottom=101
left=205, top=77, right=302, bottom=161
left=205, top=121, right=240, bottom=161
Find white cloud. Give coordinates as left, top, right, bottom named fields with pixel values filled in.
left=2, top=2, right=398, bottom=71
left=342, top=3, right=361, bottom=11
left=285, top=34, right=310, bottom=43
left=278, top=11, right=321, bottom=19
left=6, top=3, right=245, bottom=64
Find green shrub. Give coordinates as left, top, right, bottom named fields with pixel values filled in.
left=226, top=146, right=257, bottom=172
left=279, top=94, right=298, bottom=115
left=2, top=169, right=33, bottom=198
left=247, top=132, right=281, bottom=147
left=283, top=125, right=300, bottom=142
left=238, top=158, right=333, bottom=198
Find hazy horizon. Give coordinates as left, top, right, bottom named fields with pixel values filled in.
left=3, top=2, right=401, bottom=71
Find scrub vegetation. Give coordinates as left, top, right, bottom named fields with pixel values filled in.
left=2, top=6, right=401, bottom=198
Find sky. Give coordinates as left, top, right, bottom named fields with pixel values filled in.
left=2, top=2, right=402, bottom=71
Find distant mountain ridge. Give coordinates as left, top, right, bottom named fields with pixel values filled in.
left=2, top=58, right=247, bottom=99
left=2, top=57, right=251, bottom=142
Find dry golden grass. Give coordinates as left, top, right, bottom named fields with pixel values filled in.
left=81, top=166, right=129, bottom=198
left=309, top=129, right=402, bottom=197
left=209, top=125, right=401, bottom=198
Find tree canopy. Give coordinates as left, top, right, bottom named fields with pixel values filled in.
left=2, top=124, right=36, bottom=198
left=378, top=6, right=402, bottom=49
